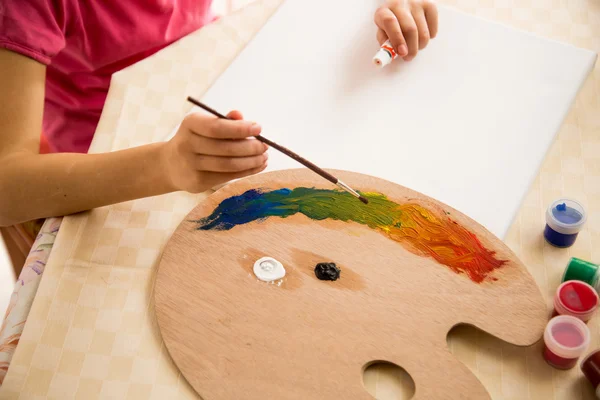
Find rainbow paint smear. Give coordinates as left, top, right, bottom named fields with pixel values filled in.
left=194, top=188, right=507, bottom=283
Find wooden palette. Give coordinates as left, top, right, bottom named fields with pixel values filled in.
left=155, top=169, right=547, bottom=400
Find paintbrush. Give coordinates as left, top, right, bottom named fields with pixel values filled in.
left=186, top=96, right=369, bottom=205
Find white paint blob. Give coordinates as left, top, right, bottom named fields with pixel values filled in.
left=253, top=257, right=286, bottom=282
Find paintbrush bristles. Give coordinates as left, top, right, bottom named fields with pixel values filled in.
left=186, top=96, right=367, bottom=205
left=335, top=180, right=368, bottom=204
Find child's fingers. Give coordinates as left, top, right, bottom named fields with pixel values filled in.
left=376, top=28, right=388, bottom=45
left=374, top=7, right=407, bottom=56
left=226, top=110, right=244, bottom=120
left=194, top=153, right=268, bottom=173
left=216, top=163, right=268, bottom=184
left=207, top=118, right=261, bottom=139
left=391, top=5, right=418, bottom=61
left=184, top=113, right=261, bottom=139
left=193, top=136, right=267, bottom=157
left=410, top=7, right=430, bottom=50
left=423, top=0, right=438, bottom=38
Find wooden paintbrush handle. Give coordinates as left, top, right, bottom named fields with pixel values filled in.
left=253, top=135, right=337, bottom=184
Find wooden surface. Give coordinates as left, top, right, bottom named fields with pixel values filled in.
left=155, top=169, right=547, bottom=400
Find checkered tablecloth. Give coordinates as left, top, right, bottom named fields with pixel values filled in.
left=0, top=0, right=598, bottom=398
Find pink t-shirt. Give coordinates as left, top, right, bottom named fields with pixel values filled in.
left=0, top=0, right=214, bottom=153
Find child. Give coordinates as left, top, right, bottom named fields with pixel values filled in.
left=0, top=0, right=438, bottom=269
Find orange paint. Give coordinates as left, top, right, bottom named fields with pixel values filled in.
left=386, top=204, right=506, bottom=283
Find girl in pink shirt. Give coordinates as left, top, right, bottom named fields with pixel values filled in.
left=0, top=0, right=438, bottom=270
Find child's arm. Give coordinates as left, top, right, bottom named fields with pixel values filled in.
left=374, top=0, right=439, bottom=61
left=0, top=49, right=267, bottom=226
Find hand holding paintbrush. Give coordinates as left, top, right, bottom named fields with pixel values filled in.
left=186, top=96, right=368, bottom=204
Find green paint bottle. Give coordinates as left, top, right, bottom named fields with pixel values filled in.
left=562, top=258, right=600, bottom=294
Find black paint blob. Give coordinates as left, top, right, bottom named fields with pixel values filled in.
left=314, top=263, right=341, bottom=281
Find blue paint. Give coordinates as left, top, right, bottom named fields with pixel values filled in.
left=544, top=199, right=587, bottom=248
left=544, top=225, right=578, bottom=248
left=552, top=203, right=583, bottom=224
left=194, top=188, right=295, bottom=231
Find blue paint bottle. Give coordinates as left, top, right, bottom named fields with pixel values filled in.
left=544, top=198, right=587, bottom=248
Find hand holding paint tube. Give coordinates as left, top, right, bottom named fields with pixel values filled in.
left=373, top=0, right=439, bottom=67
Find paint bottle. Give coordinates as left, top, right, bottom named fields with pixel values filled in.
left=542, top=315, right=590, bottom=370
left=544, top=198, right=587, bottom=248
left=562, top=258, right=600, bottom=294
left=373, top=40, right=398, bottom=67
left=553, top=280, right=599, bottom=323
left=581, top=349, right=600, bottom=399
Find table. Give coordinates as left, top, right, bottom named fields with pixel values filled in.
left=0, top=0, right=598, bottom=399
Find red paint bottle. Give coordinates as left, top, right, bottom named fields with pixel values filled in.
left=554, top=280, right=599, bottom=322
left=542, top=315, right=590, bottom=370
left=581, top=350, right=600, bottom=399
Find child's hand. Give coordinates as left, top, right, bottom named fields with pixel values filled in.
left=162, top=111, right=268, bottom=193
left=374, top=0, right=438, bottom=61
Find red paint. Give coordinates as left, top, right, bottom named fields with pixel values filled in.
left=543, top=344, right=579, bottom=370
left=582, top=350, right=600, bottom=388
left=543, top=322, right=586, bottom=370
left=559, top=281, right=598, bottom=312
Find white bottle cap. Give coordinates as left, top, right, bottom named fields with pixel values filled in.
left=543, top=315, right=590, bottom=360
left=545, top=198, right=587, bottom=235
left=373, top=48, right=393, bottom=67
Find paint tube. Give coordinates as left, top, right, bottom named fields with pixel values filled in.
left=373, top=40, right=398, bottom=67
